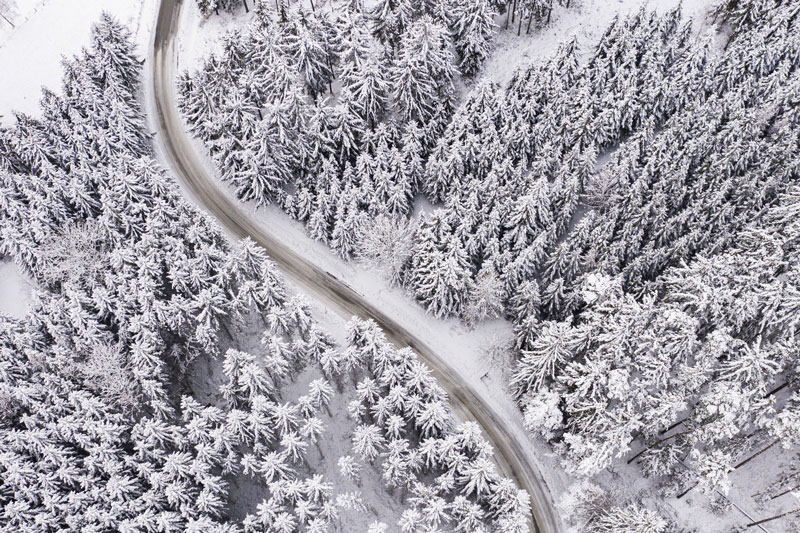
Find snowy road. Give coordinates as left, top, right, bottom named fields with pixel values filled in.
left=149, top=1, right=560, bottom=531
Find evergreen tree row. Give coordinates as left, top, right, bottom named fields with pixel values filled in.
left=404, top=6, right=706, bottom=320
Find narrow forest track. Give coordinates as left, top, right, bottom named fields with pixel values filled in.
left=149, top=1, right=560, bottom=531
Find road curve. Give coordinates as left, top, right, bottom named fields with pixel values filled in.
left=149, top=1, right=560, bottom=531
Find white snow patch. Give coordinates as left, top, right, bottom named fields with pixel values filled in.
left=0, top=0, right=40, bottom=44
left=0, top=260, right=31, bottom=318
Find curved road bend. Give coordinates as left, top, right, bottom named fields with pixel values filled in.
left=150, top=1, right=560, bottom=531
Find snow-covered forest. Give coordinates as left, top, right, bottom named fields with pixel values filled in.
left=0, top=13, right=532, bottom=532
left=178, top=0, right=800, bottom=529
left=0, top=0, right=798, bottom=529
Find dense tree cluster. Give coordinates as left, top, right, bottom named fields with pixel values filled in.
left=510, top=0, right=800, bottom=496
left=179, top=0, right=500, bottom=258
left=182, top=3, right=717, bottom=318
left=0, top=13, right=297, bottom=417
left=559, top=481, right=669, bottom=533
left=0, top=13, right=530, bottom=532
left=0, top=307, right=342, bottom=531
left=0, top=14, right=338, bottom=531
left=517, top=185, right=800, bottom=485
left=344, top=318, right=531, bottom=532
left=408, top=7, right=707, bottom=320
left=197, top=0, right=250, bottom=18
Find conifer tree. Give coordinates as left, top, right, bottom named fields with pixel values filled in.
left=449, top=0, right=498, bottom=76
left=391, top=17, right=456, bottom=123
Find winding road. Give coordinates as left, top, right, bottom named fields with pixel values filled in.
left=148, top=1, right=560, bottom=531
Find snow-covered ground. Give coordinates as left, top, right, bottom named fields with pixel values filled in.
left=0, top=0, right=38, bottom=44
left=176, top=0, right=245, bottom=72
left=0, top=0, right=156, bottom=124
left=0, top=260, right=31, bottom=318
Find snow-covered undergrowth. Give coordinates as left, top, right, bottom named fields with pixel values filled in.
left=0, top=11, right=533, bottom=532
